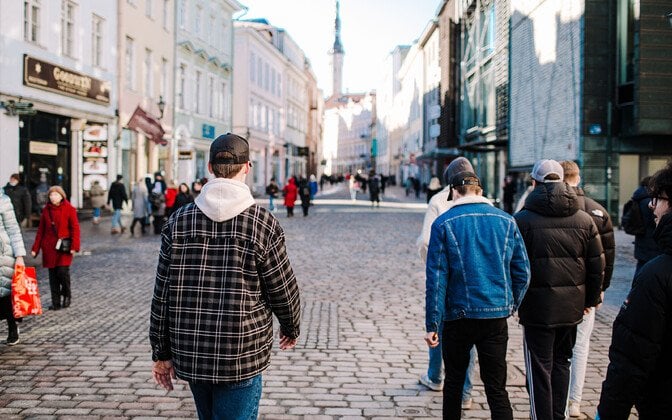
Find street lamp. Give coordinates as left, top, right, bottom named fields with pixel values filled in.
left=157, top=95, right=165, bottom=119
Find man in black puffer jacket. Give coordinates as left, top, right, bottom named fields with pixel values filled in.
left=514, top=159, right=604, bottom=420
left=598, top=162, right=672, bottom=419
left=560, top=160, right=615, bottom=416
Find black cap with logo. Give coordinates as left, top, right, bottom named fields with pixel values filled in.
left=209, top=133, right=250, bottom=165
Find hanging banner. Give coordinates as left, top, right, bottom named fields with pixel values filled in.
left=82, top=124, right=109, bottom=191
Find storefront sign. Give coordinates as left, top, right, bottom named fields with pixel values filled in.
left=23, top=55, right=111, bottom=105
left=202, top=124, right=215, bottom=139
left=29, top=141, right=58, bottom=156
left=178, top=150, right=194, bottom=160
left=82, top=124, right=109, bottom=191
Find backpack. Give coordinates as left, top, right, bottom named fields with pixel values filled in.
left=621, top=198, right=646, bottom=235
left=149, top=192, right=164, bottom=211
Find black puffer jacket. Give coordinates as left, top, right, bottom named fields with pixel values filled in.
left=573, top=187, right=615, bottom=290
left=598, top=212, right=672, bottom=419
left=514, top=182, right=604, bottom=327
left=631, top=186, right=662, bottom=262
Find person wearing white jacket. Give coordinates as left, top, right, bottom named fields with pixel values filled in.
left=0, top=192, right=26, bottom=345
left=416, top=157, right=477, bottom=409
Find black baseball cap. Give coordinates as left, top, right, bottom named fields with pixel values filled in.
left=209, top=133, right=250, bottom=164
left=450, top=171, right=481, bottom=187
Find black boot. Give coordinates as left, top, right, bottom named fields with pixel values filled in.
left=6, top=320, right=19, bottom=345
left=63, top=296, right=71, bottom=308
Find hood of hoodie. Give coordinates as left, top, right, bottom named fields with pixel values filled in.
left=632, top=185, right=650, bottom=201
left=194, top=178, right=255, bottom=222
left=524, top=182, right=579, bottom=218
left=654, top=212, right=672, bottom=254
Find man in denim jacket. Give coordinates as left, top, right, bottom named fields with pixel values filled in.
left=425, top=171, right=530, bottom=419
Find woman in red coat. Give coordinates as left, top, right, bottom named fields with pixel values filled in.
left=282, top=177, right=298, bottom=218
left=31, top=186, right=80, bottom=310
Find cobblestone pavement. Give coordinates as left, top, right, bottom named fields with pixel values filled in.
left=0, top=184, right=637, bottom=419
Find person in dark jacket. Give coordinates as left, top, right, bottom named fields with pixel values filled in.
left=3, top=174, right=31, bottom=228
left=172, top=183, right=193, bottom=211
left=597, top=161, right=672, bottom=419
left=107, top=175, right=128, bottom=234
left=514, top=159, right=605, bottom=420
left=298, top=177, right=311, bottom=217
left=629, top=176, right=662, bottom=280
left=560, top=160, right=616, bottom=417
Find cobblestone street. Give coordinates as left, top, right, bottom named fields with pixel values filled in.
left=0, top=185, right=637, bottom=419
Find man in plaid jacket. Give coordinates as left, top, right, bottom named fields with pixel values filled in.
left=149, top=133, right=301, bottom=419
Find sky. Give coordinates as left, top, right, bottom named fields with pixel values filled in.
left=238, top=0, right=442, bottom=96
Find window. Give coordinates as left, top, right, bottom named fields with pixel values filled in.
left=144, top=49, right=153, bottom=97
left=23, top=0, right=40, bottom=43
left=145, top=0, right=152, bottom=18
left=264, top=63, right=269, bottom=91
left=221, top=81, right=228, bottom=120
left=250, top=53, right=256, bottom=83
left=178, top=0, right=186, bottom=29
left=195, top=5, right=202, bottom=37
left=195, top=70, right=202, bottom=113
left=162, top=0, right=169, bottom=29
left=177, top=64, right=186, bottom=109
left=91, top=15, right=104, bottom=67
left=257, top=57, right=262, bottom=87
left=208, top=76, right=214, bottom=118
left=61, top=0, right=75, bottom=57
left=209, top=15, right=215, bottom=46
left=125, top=36, right=135, bottom=90
left=161, top=58, right=168, bottom=99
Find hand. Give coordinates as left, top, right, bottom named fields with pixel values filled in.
left=152, top=360, right=176, bottom=391
left=425, top=332, right=439, bottom=348
left=15, top=256, right=24, bottom=266
left=278, top=331, right=297, bottom=350
left=70, top=250, right=76, bottom=255
left=584, top=307, right=592, bottom=315
left=30, top=251, right=37, bottom=258
left=596, top=291, right=605, bottom=310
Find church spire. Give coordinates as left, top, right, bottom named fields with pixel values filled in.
left=330, top=0, right=344, bottom=97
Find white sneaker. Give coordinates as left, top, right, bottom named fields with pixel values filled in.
left=461, top=398, right=472, bottom=410
left=568, top=400, right=580, bottom=417
left=419, top=373, right=443, bottom=391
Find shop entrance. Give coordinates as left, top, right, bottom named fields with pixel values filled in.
left=19, top=112, right=71, bottom=215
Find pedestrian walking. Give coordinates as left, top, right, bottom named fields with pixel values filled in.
left=3, top=174, right=31, bottom=228
left=309, top=174, right=318, bottom=201
left=597, top=161, right=672, bottom=419
left=30, top=186, right=80, bottom=310
left=130, top=179, right=148, bottom=236
left=416, top=157, right=481, bottom=409
left=425, top=176, right=442, bottom=203
left=369, top=171, right=382, bottom=207
left=283, top=177, right=298, bottom=217
left=348, top=174, right=358, bottom=201
left=266, top=177, right=280, bottom=211
left=298, top=177, right=311, bottom=217
left=502, top=175, right=516, bottom=214
left=514, top=159, right=604, bottom=420
left=89, top=180, right=106, bottom=225
left=107, top=175, right=128, bottom=234
left=0, top=191, right=26, bottom=345
left=191, top=179, right=203, bottom=199
left=425, top=171, right=530, bottom=420
left=560, top=160, right=616, bottom=417
left=149, top=178, right=166, bottom=234
left=149, top=133, right=301, bottom=420
left=172, top=183, right=193, bottom=212
left=624, top=176, right=662, bottom=281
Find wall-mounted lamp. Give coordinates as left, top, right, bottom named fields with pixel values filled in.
left=667, top=12, right=672, bottom=28
left=157, top=95, right=166, bottom=119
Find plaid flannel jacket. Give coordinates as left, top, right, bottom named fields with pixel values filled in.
left=149, top=202, right=301, bottom=384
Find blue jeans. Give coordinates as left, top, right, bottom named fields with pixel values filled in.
left=93, top=207, right=101, bottom=218
left=428, top=321, right=475, bottom=399
left=111, top=209, right=122, bottom=228
left=189, top=375, right=262, bottom=420
left=269, top=195, right=275, bottom=211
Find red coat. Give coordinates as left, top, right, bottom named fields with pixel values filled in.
left=32, top=201, right=81, bottom=268
left=283, top=178, right=298, bottom=207
left=165, top=188, right=177, bottom=208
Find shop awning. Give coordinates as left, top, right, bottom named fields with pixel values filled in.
left=126, top=106, right=166, bottom=145
left=415, top=148, right=460, bottom=162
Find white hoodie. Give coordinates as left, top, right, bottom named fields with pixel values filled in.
left=194, top=178, right=255, bottom=222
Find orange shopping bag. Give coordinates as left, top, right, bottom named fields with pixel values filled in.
left=11, top=264, right=43, bottom=318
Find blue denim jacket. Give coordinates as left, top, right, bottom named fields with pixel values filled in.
left=425, top=196, right=530, bottom=332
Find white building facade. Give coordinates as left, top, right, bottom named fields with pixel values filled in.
left=0, top=0, right=117, bottom=210
left=173, top=0, right=242, bottom=185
